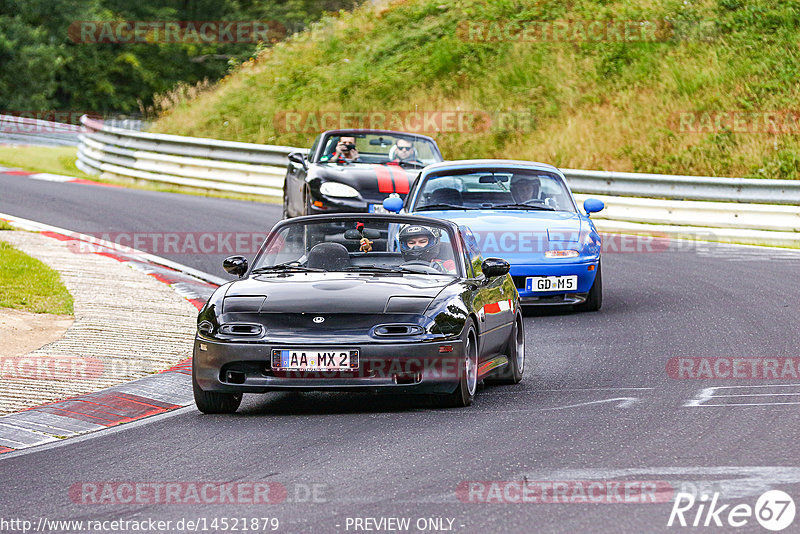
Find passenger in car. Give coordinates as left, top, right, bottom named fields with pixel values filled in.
left=321, top=136, right=360, bottom=163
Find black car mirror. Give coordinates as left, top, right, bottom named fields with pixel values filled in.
left=288, top=152, right=307, bottom=169
left=482, top=257, right=510, bottom=278
left=223, top=255, right=248, bottom=277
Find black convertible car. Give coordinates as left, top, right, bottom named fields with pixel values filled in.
left=282, top=130, right=443, bottom=218
left=192, top=214, right=524, bottom=413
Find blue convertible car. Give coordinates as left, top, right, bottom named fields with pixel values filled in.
left=385, top=160, right=605, bottom=311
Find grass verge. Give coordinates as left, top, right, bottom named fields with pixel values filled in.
left=0, top=145, right=92, bottom=179
left=0, top=240, right=74, bottom=315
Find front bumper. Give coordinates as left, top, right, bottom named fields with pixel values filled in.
left=193, top=338, right=465, bottom=395
left=511, top=260, right=599, bottom=304
left=308, top=191, right=392, bottom=215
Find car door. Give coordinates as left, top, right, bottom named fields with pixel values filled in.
left=461, top=227, right=513, bottom=355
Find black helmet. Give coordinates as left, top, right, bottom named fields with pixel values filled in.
left=399, top=225, right=440, bottom=261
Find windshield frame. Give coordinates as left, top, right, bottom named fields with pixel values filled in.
left=409, top=166, right=579, bottom=213
left=312, top=130, right=444, bottom=165
left=249, top=214, right=465, bottom=278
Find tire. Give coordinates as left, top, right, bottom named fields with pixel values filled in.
left=485, top=313, right=524, bottom=385
left=575, top=261, right=602, bottom=312
left=438, top=322, right=478, bottom=408
left=193, top=374, right=242, bottom=414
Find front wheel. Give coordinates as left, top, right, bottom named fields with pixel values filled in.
left=575, top=262, right=602, bottom=312
left=193, top=375, right=242, bottom=414
left=438, top=322, right=478, bottom=408
left=485, top=313, right=524, bottom=385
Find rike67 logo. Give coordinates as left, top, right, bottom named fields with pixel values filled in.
left=668, top=490, right=795, bottom=531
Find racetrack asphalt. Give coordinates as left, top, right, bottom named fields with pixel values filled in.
left=2, top=171, right=800, bottom=533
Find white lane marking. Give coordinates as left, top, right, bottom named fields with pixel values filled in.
left=415, top=396, right=641, bottom=415
left=540, top=397, right=640, bottom=410
left=514, top=467, right=800, bottom=501
left=27, top=173, right=75, bottom=182
left=685, top=383, right=800, bottom=407
left=419, top=466, right=800, bottom=505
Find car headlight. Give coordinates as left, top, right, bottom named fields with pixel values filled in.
left=545, top=249, right=579, bottom=258
left=320, top=181, right=360, bottom=198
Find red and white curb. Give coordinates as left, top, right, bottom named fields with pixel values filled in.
left=0, top=214, right=227, bottom=455
left=0, top=166, right=118, bottom=187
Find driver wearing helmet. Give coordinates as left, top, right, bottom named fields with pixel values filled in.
left=398, top=225, right=456, bottom=274
left=510, top=174, right=541, bottom=204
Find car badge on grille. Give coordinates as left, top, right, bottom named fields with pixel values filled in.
left=313, top=316, right=325, bottom=323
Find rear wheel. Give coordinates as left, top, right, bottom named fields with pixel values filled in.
left=575, top=262, right=602, bottom=312
left=438, top=323, right=478, bottom=408
left=485, top=313, right=524, bottom=385
left=193, top=374, right=242, bottom=414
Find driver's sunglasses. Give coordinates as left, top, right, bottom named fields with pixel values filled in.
left=397, top=146, right=413, bottom=150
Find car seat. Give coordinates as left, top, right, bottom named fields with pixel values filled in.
left=307, top=243, right=351, bottom=270
left=428, top=187, right=463, bottom=206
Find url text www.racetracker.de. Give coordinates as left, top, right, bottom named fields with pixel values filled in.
left=0, top=517, right=280, bottom=533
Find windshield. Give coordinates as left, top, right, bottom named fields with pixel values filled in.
left=414, top=169, right=576, bottom=212
left=252, top=218, right=461, bottom=276
left=318, top=133, right=442, bottom=166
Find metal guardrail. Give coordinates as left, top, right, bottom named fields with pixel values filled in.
left=562, top=168, right=800, bottom=205
left=75, top=115, right=799, bottom=246
left=0, top=114, right=82, bottom=147
left=1, top=114, right=147, bottom=147
left=77, top=115, right=305, bottom=197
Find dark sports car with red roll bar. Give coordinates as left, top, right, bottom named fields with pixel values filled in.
left=282, top=130, right=443, bottom=218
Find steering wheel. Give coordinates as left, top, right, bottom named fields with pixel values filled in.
left=401, top=260, right=440, bottom=274
left=520, top=197, right=547, bottom=206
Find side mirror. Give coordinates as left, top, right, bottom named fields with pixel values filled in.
left=223, top=255, right=248, bottom=277
left=482, top=257, right=510, bottom=278
left=583, top=198, right=605, bottom=216
left=382, top=195, right=404, bottom=213
left=288, top=152, right=307, bottom=169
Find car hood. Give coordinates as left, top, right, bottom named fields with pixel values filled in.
left=313, top=163, right=419, bottom=200
left=223, top=272, right=454, bottom=314
left=415, top=209, right=587, bottom=262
